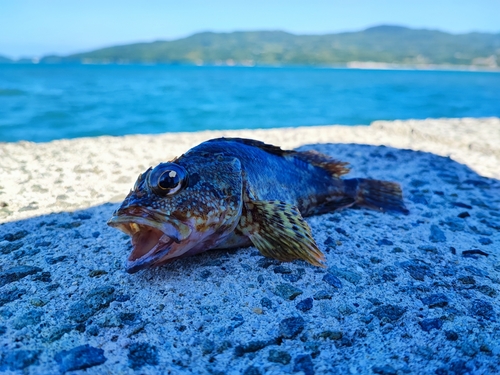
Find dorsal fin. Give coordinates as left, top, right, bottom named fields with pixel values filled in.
left=295, top=150, right=350, bottom=177
left=207, top=138, right=350, bottom=177
left=208, top=137, right=289, bottom=157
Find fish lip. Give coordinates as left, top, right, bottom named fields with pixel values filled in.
left=107, top=210, right=192, bottom=273
left=125, top=242, right=173, bottom=274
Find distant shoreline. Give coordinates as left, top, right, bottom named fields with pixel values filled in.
left=3, top=26, right=499, bottom=72
left=1, top=61, right=499, bottom=73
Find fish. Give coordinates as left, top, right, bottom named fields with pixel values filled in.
left=108, top=138, right=408, bottom=273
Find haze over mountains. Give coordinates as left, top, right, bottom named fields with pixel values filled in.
left=2, top=26, right=499, bottom=68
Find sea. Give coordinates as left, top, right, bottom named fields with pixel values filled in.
left=1, top=64, right=499, bottom=143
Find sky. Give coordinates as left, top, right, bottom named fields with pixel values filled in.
left=1, top=0, right=499, bottom=58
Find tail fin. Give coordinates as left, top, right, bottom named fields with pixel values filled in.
left=344, top=178, right=409, bottom=214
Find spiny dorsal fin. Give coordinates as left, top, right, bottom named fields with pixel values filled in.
left=239, top=199, right=326, bottom=267
left=295, top=150, right=350, bottom=177
left=208, top=137, right=289, bottom=157
left=208, top=138, right=350, bottom=178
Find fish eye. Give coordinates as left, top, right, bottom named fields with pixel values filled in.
left=149, top=163, right=188, bottom=196
left=158, top=170, right=181, bottom=190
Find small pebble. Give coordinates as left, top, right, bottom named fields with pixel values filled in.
left=419, top=318, right=443, bottom=332
left=293, top=354, right=315, bottom=375
left=371, top=304, right=406, bottom=322
left=0, top=350, right=39, bottom=371
left=0, top=242, right=23, bottom=255
left=476, top=285, right=497, bottom=297
left=54, top=345, right=106, bottom=372
left=469, top=299, right=496, bottom=321
left=296, top=298, right=313, bottom=312
left=429, top=224, right=446, bottom=242
left=322, top=273, right=342, bottom=288
left=2, top=230, right=29, bottom=242
left=462, top=249, right=489, bottom=258
left=12, top=310, right=43, bottom=330
left=444, top=330, right=459, bottom=341
left=128, top=342, right=158, bottom=369
left=334, top=227, right=349, bottom=236
left=0, top=266, right=42, bottom=288
left=201, top=339, right=215, bottom=355
left=420, top=293, right=449, bottom=308
left=372, top=365, right=397, bottom=375
left=234, top=340, right=273, bottom=357
left=478, top=237, right=492, bottom=245
left=400, top=259, right=431, bottom=281
left=45, top=256, right=67, bottom=264
left=268, top=349, right=291, bottom=365
left=329, top=266, right=362, bottom=285
left=313, top=290, right=332, bottom=300
left=377, top=238, right=393, bottom=246
left=458, top=276, right=475, bottom=285
left=199, top=270, right=211, bottom=279
left=0, top=289, right=26, bottom=307
left=243, top=365, right=261, bottom=375
left=86, top=325, right=100, bottom=336
left=274, top=284, right=303, bottom=300
left=318, top=330, right=342, bottom=340
left=279, top=316, right=305, bottom=339
left=261, top=297, right=272, bottom=309
left=47, top=325, right=74, bottom=343
left=447, top=360, right=473, bottom=375
left=274, top=266, right=292, bottom=274
left=88, top=270, right=108, bottom=278
left=67, top=286, right=115, bottom=323
left=304, top=341, right=321, bottom=358
left=30, top=298, right=47, bottom=307
left=460, top=341, right=479, bottom=357
left=417, top=245, right=438, bottom=253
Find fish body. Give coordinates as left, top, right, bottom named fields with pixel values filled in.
left=108, top=138, right=408, bottom=273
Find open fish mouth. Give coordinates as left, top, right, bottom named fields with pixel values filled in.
left=107, top=209, right=192, bottom=273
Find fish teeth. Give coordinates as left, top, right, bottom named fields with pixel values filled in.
left=159, top=234, right=171, bottom=243
left=130, top=223, right=140, bottom=234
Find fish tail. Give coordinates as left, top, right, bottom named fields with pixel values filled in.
left=344, top=178, right=409, bottom=214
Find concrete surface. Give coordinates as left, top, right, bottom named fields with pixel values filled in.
left=0, top=118, right=499, bottom=374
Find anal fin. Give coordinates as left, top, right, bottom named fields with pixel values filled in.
left=239, top=200, right=326, bottom=267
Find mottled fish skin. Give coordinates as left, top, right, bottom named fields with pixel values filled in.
left=108, top=138, right=408, bottom=273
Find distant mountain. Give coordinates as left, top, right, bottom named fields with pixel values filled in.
left=8, top=26, right=500, bottom=68
left=0, top=55, right=13, bottom=63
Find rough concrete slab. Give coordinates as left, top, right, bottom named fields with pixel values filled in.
left=0, top=118, right=499, bottom=374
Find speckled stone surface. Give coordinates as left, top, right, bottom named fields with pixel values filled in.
left=0, top=118, right=499, bottom=374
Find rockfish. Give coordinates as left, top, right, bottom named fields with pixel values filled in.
left=108, top=138, right=408, bottom=273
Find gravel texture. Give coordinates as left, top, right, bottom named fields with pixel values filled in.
left=0, top=118, right=499, bottom=374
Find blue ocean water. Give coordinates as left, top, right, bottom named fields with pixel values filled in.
left=0, top=64, right=499, bottom=143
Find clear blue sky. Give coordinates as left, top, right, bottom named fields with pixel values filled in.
left=1, top=0, right=498, bottom=58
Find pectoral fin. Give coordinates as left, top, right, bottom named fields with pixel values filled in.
left=239, top=199, right=326, bottom=267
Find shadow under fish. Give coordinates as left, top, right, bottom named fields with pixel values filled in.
left=108, top=138, right=408, bottom=273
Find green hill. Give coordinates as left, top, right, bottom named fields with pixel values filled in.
left=32, top=26, right=500, bottom=68
left=0, top=55, right=13, bottom=63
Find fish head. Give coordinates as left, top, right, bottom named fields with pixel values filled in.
left=108, top=155, right=243, bottom=273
